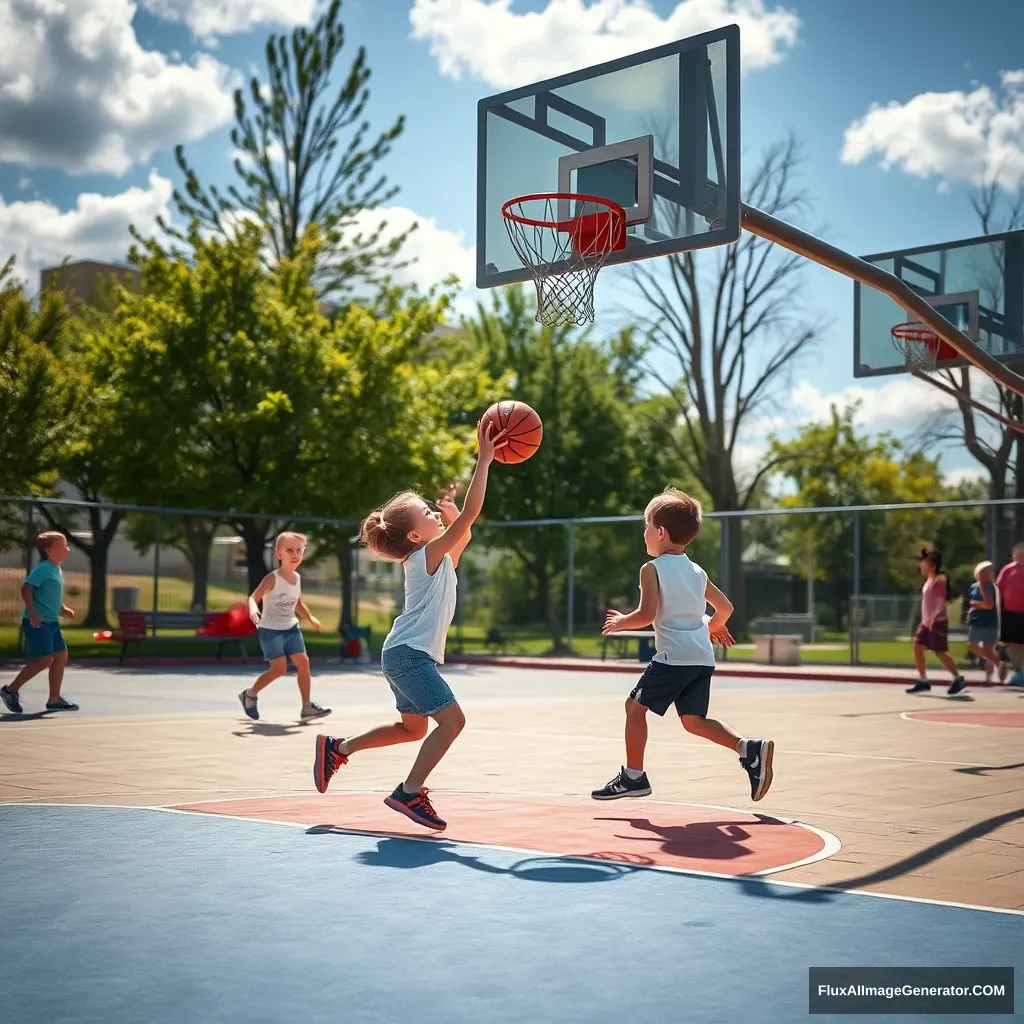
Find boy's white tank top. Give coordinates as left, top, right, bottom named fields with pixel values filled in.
left=650, top=553, right=716, bottom=667
left=382, top=546, right=457, bottom=664
left=259, top=570, right=301, bottom=630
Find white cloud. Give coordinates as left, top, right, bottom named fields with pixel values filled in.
left=787, top=377, right=960, bottom=429
left=138, top=0, right=319, bottom=39
left=409, top=0, right=801, bottom=90
left=841, top=70, right=1024, bottom=191
left=0, top=0, right=238, bottom=176
left=349, top=205, right=477, bottom=296
left=0, top=171, right=174, bottom=285
left=943, top=465, right=988, bottom=487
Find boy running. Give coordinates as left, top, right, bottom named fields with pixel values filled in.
left=1, top=531, right=79, bottom=714
left=592, top=488, right=775, bottom=803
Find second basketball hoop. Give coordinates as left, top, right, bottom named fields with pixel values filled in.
left=502, top=193, right=626, bottom=325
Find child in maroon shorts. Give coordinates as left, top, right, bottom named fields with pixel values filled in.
left=907, top=547, right=966, bottom=696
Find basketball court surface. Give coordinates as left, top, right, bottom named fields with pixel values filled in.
left=2, top=661, right=1022, bottom=1021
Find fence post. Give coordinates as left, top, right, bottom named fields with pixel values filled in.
left=152, top=515, right=161, bottom=636
left=986, top=502, right=997, bottom=562
left=851, top=510, right=861, bottom=666
left=566, top=521, right=575, bottom=649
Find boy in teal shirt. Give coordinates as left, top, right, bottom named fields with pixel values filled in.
left=1, top=531, right=79, bottom=714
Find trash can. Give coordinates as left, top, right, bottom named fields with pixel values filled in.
left=112, top=587, right=139, bottom=611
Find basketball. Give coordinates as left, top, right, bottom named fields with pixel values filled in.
left=482, top=400, right=543, bottom=465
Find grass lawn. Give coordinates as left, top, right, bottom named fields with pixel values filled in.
left=0, top=618, right=968, bottom=671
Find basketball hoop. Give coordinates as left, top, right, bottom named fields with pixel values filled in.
left=502, top=193, right=626, bottom=326
left=891, top=321, right=957, bottom=373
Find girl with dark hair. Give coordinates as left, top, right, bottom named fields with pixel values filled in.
left=907, top=547, right=966, bottom=696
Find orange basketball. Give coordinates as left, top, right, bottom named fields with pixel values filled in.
left=483, top=400, right=543, bottom=465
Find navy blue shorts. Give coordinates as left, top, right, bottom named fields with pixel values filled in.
left=23, top=620, right=67, bottom=660
left=381, top=644, right=458, bottom=717
left=258, top=624, right=306, bottom=662
left=630, top=660, right=713, bottom=717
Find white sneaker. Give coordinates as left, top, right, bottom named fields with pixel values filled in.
left=301, top=702, right=332, bottom=720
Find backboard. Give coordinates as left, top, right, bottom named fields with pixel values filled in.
left=853, top=229, right=1024, bottom=377
left=476, top=25, right=741, bottom=289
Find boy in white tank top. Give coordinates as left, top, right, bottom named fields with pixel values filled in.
left=238, top=532, right=331, bottom=722
left=311, top=418, right=507, bottom=832
left=593, top=488, right=775, bottom=803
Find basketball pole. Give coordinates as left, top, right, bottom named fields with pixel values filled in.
left=739, top=204, right=1024, bottom=399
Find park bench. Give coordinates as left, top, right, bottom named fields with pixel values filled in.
left=752, top=634, right=802, bottom=665
left=600, top=630, right=656, bottom=662
left=102, top=608, right=255, bottom=664
left=448, top=628, right=511, bottom=656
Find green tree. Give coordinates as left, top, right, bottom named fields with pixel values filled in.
left=0, top=258, right=80, bottom=546
left=768, top=403, right=946, bottom=629
left=458, top=286, right=694, bottom=650
left=167, top=0, right=409, bottom=299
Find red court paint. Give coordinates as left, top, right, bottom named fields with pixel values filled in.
left=905, top=710, right=1024, bottom=729
left=173, top=793, right=836, bottom=877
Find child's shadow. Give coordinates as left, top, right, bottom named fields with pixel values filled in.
left=0, top=711, right=51, bottom=722
left=307, top=831, right=634, bottom=884
left=593, top=813, right=785, bottom=862
left=232, top=720, right=310, bottom=738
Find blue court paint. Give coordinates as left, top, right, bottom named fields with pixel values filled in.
left=0, top=806, right=1020, bottom=1023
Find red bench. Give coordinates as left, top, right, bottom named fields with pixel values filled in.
left=99, top=605, right=256, bottom=663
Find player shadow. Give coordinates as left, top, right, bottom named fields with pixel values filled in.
left=955, top=761, right=1024, bottom=776
left=231, top=719, right=311, bottom=738
left=737, top=806, right=1024, bottom=906
left=306, top=831, right=636, bottom=884
left=591, top=814, right=784, bottom=862
left=0, top=710, right=52, bottom=722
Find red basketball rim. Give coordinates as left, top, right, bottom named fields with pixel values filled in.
left=502, top=192, right=626, bottom=230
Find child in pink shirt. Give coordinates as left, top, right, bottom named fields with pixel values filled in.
left=995, top=542, right=1024, bottom=684
left=907, top=547, right=966, bottom=696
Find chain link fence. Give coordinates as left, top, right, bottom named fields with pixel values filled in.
left=2, top=495, right=1020, bottom=667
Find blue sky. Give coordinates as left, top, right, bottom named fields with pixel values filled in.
left=1, top=0, right=1022, bottom=485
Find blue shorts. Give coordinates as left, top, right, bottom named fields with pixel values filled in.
left=257, top=624, right=306, bottom=662
left=381, top=644, right=458, bottom=717
left=23, top=620, right=67, bottom=659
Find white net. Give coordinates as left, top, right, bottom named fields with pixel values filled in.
left=503, top=195, right=624, bottom=326
left=891, top=322, right=939, bottom=372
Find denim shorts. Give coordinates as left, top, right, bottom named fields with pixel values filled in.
left=258, top=624, right=306, bottom=662
left=968, top=623, right=998, bottom=646
left=381, top=644, right=458, bottom=717
left=23, top=620, right=67, bottom=659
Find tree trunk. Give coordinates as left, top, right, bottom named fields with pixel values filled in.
left=83, top=507, right=124, bottom=628
left=186, top=523, right=215, bottom=611
left=238, top=520, right=271, bottom=594
left=725, top=518, right=747, bottom=639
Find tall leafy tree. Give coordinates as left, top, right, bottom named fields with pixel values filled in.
left=768, top=403, right=947, bottom=628
left=459, top=286, right=695, bottom=650
left=166, top=0, right=409, bottom=298
left=626, top=135, right=826, bottom=634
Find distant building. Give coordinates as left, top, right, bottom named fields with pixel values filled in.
left=40, top=260, right=140, bottom=307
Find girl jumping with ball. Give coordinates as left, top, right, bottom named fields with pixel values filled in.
left=312, top=417, right=507, bottom=831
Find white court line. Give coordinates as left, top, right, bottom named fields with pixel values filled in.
left=2, top=799, right=1022, bottom=917
left=900, top=710, right=1024, bottom=729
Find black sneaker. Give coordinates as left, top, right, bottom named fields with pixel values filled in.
left=906, top=680, right=931, bottom=694
left=384, top=785, right=447, bottom=831
left=1, top=686, right=23, bottom=714
left=238, top=689, right=258, bottom=720
left=947, top=676, right=967, bottom=696
left=313, top=734, right=348, bottom=794
left=45, top=696, right=79, bottom=711
left=591, top=767, right=652, bottom=800
left=740, top=740, right=774, bottom=802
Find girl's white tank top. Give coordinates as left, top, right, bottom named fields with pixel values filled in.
left=382, top=546, right=457, bottom=664
left=259, top=570, right=301, bottom=630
